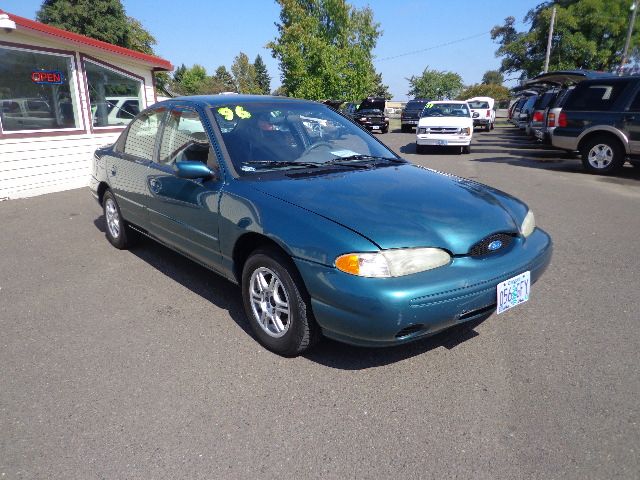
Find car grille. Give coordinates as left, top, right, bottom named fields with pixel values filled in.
left=468, top=233, right=516, bottom=257
left=424, top=127, right=458, bottom=134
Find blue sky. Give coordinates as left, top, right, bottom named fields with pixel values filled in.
left=2, top=0, right=540, bottom=100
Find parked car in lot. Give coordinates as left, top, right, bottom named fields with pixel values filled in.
left=401, top=98, right=429, bottom=132
left=353, top=96, right=389, bottom=133
left=467, top=96, right=495, bottom=131
left=521, top=70, right=615, bottom=143
left=90, top=95, right=552, bottom=355
left=517, top=95, right=538, bottom=130
left=509, top=96, right=530, bottom=126
left=552, top=76, right=640, bottom=174
left=415, top=100, right=474, bottom=154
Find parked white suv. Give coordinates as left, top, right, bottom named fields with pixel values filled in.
left=416, top=101, right=473, bottom=154
left=466, top=96, right=495, bottom=131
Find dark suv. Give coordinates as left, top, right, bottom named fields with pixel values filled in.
left=552, top=76, right=640, bottom=174
left=401, top=98, right=429, bottom=132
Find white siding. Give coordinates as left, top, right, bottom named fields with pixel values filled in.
left=0, top=133, right=119, bottom=200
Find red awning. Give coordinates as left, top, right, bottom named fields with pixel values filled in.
left=1, top=9, right=173, bottom=71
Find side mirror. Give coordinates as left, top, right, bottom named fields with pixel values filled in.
left=173, top=161, right=214, bottom=180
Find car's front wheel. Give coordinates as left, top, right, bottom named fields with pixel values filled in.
left=103, top=190, right=137, bottom=249
left=242, top=248, right=319, bottom=356
left=580, top=135, right=625, bottom=175
left=462, top=145, right=471, bottom=154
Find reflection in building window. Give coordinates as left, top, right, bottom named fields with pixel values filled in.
left=0, top=46, right=80, bottom=132
left=84, top=59, right=143, bottom=127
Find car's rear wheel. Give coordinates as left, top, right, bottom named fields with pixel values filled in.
left=580, top=135, right=625, bottom=175
left=103, top=190, right=137, bottom=249
left=484, top=123, right=491, bottom=132
left=242, top=248, right=319, bottom=356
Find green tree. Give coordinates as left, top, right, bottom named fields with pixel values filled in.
left=37, top=0, right=130, bottom=46
left=370, top=72, right=392, bottom=99
left=214, top=66, right=237, bottom=92
left=491, top=0, right=640, bottom=78
left=171, top=65, right=223, bottom=95
left=268, top=0, right=382, bottom=101
left=406, top=68, right=464, bottom=100
left=254, top=55, right=272, bottom=95
left=231, top=52, right=260, bottom=94
left=457, top=83, right=511, bottom=102
left=481, top=70, right=504, bottom=85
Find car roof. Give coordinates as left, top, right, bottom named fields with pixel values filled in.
left=167, top=94, right=317, bottom=107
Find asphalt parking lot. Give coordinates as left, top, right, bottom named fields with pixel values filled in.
left=1, top=124, right=639, bottom=479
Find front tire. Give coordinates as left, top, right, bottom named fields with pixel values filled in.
left=103, top=190, right=136, bottom=249
left=462, top=145, right=471, bottom=154
left=242, top=248, right=319, bottom=356
left=580, top=135, right=625, bottom=175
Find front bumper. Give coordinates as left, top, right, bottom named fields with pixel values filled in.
left=89, top=175, right=100, bottom=203
left=357, top=120, right=388, bottom=131
left=295, top=228, right=552, bottom=347
left=416, top=133, right=471, bottom=146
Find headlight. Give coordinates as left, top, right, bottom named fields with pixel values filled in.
left=520, top=210, right=535, bottom=237
left=417, top=127, right=427, bottom=134
left=359, top=117, right=367, bottom=121
left=458, top=127, right=471, bottom=135
left=335, top=247, right=451, bottom=278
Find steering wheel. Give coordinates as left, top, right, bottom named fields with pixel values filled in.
left=302, top=141, right=333, bottom=156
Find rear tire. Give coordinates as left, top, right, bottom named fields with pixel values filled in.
left=484, top=123, right=491, bottom=132
left=242, top=248, right=320, bottom=356
left=103, top=190, right=137, bottom=250
left=580, top=135, right=625, bottom=175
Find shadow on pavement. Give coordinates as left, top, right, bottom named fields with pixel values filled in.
left=94, top=215, right=487, bottom=368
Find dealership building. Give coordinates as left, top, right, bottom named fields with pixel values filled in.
left=0, top=10, right=173, bottom=200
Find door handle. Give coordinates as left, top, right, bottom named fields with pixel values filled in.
left=625, top=114, right=636, bottom=121
left=149, top=178, right=161, bottom=194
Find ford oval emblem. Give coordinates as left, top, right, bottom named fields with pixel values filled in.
left=488, top=240, right=503, bottom=251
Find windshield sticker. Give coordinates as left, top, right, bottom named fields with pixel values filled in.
left=425, top=103, right=434, bottom=109
left=241, top=165, right=256, bottom=172
left=235, top=105, right=251, bottom=119
left=217, top=107, right=234, bottom=121
left=331, top=149, right=359, bottom=158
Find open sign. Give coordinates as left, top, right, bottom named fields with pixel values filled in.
left=31, top=70, right=65, bottom=85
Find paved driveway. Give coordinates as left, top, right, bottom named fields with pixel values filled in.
left=1, top=125, right=639, bottom=479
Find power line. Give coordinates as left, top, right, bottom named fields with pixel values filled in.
left=375, top=31, right=491, bottom=63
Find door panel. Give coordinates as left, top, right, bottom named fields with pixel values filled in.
left=109, top=107, right=166, bottom=228
left=145, top=106, right=224, bottom=267
left=626, top=88, right=640, bottom=154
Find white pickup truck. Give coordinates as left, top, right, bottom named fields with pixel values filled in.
left=466, top=96, right=495, bottom=131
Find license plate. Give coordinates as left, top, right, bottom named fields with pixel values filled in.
left=372, top=126, right=380, bottom=130
left=496, top=271, right=530, bottom=314
left=437, top=140, right=448, bottom=146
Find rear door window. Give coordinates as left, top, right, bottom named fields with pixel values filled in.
left=123, top=108, right=165, bottom=160
left=564, top=81, right=631, bottom=111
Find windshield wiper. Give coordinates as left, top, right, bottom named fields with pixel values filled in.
left=244, top=160, right=323, bottom=169
left=327, top=155, right=406, bottom=165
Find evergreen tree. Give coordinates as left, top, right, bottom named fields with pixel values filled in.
left=231, top=52, right=260, bottom=94
left=254, top=55, right=272, bottom=95
left=214, top=66, right=237, bottom=92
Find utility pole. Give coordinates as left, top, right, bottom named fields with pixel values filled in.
left=620, top=0, right=639, bottom=73
left=543, top=7, right=557, bottom=73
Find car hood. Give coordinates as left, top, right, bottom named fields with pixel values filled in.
left=250, top=164, right=523, bottom=254
left=418, top=116, right=472, bottom=128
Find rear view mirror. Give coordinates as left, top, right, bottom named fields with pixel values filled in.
left=173, top=161, right=214, bottom=180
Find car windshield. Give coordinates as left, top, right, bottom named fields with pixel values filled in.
left=405, top=101, right=427, bottom=111
left=211, top=101, right=398, bottom=173
left=468, top=101, right=490, bottom=109
left=421, top=103, right=470, bottom=117
left=357, top=109, right=382, bottom=115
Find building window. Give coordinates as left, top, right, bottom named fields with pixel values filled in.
left=84, top=59, right=143, bottom=128
left=0, top=45, right=81, bottom=132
